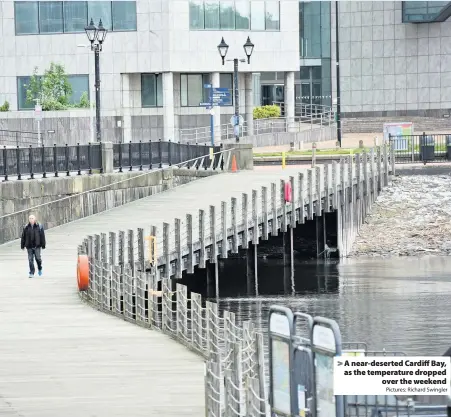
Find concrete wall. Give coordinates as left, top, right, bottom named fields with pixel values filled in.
left=332, top=1, right=451, bottom=117
left=0, top=168, right=218, bottom=244
left=237, top=125, right=337, bottom=148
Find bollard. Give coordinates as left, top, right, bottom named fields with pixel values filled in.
left=335, top=141, right=340, bottom=150
left=311, top=142, right=317, bottom=168
left=359, top=139, right=364, bottom=149
left=77, top=143, right=82, bottom=175
left=282, top=152, right=286, bottom=169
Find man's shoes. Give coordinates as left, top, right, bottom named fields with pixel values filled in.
left=28, top=273, right=33, bottom=278
left=38, top=270, right=42, bottom=277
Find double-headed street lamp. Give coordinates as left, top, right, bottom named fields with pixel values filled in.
left=218, top=37, right=254, bottom=142
left=85, top=18, right=107, bottom=142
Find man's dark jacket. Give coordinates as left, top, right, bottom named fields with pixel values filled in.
left=21, top=223, right=46, bottom=250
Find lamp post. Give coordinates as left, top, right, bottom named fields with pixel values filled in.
left=218, top=36, right=254, bottom=143
left=335, top=1, right=342, bottom=147
left=85, top=18, right=107, bottom=142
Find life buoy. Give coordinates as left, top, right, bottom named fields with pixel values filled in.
left=284, top=181, right=292, bottom=203
left=77, top=254, right=89, bottom=291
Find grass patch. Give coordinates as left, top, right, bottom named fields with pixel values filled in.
left=254, top=147, right=370, bottom=157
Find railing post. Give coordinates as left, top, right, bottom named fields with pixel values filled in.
left=53, top=143, right=58, bottom=177
left=2, top=146, right=8, bottom=181
left=77, top=143, right=82, bottom=175
left=15, top=146, right=21, bottom=180
left=118, top=142, right=123, bottom=173
left=158, top=138, right=163, bottom=168
left=65, top=144, right=70, bottom=176
left=204, top=143, right=208, bottom=170
left=187, top=143, right=191, bottom=169
left=139, top=140, right=143, bottom=171
left=41, top=144, right=46, bottom=179
left=88, top=142, right=92, bottom=175
left=168, top=140, right=172, bottom=166
left=149, top=140, right=153, bottom=170
left=129, top=141, right=133, bottom=171
left=28, top=145, right=34, bottom=180
left=178, top=141, right=182, bottom=164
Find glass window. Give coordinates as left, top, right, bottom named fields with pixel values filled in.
left=235, top=1, right=250, bottom=29
left=64, top=1, right=87, bottom=32
left=299, top=67, right=310, bottom=80
left=265, top=1, right=279, bottom=30
left=220, top=1, right=235, bottom=29
left=312, top=66, right=322, bottom=80
left=220, top=73, right=233, bottom=106
left=17, top=74, right=89, bottom=109
left=189, top=0, right=205, bottom=29
left=112, top=1, right=136, bottom=30
left=87, top=1, right=112, bottom=30
left=17, top=76, right=35, bottom=110
left=204, top=0, right=220, bottom=29
left=402, top=1, right=448, bottom=22
left=180, top=74, right=210, bottom=107
left=250, top=1, right=265, bottom=30
left=141, top=74, right=163, bottom=107
left=15, top=1, right=39, bottom=35
left=39, top=1, right=63, bottom=33
left=68, top=75, right=89, bottom=104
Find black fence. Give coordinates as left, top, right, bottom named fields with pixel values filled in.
left=390, top=133, right=451, bottom=164
left=1, top=144, right=102, bottom=180
left=1, top=140, right=223, bottom=181
left=113, top=140, right=222, bottom=171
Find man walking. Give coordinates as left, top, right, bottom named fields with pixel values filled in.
left=21, top=215, right=46, bottom=278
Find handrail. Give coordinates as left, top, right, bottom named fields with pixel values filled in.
left=0, top=147, right=234, bottom=221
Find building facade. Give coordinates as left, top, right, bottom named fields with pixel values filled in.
left=0, top=0, right=299, bottom=143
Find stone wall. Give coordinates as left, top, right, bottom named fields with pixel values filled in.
left=0, top=168, right=217, bottom=245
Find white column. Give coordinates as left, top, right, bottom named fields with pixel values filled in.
left=245, top=73, right=254, bottom=136
left=211, top=72, right=221, bottom=145
left=284, top=71, right=295, bottom=131
left=121, top=73, right=132, bottom=143
left=163, top=72, right=175, bottom=140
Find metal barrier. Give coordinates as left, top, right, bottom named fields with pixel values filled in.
left=113, top=140, right=222, bottom=171
left=0, top=141, right=225, bottom=181
left=78, top=233, right=268, bottom=417
left=0, top=143, right=102, bottom=180
left=390, top=133, right=451, bottom=164
left=179, top=112, right=335, bottom=144
left=268, top=306, right=448, bottom=417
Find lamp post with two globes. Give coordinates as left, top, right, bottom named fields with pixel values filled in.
left=217, top=37, right=254, bottom=142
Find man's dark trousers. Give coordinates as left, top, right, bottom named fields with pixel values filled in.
left=27, top=247, right=42, bottom=275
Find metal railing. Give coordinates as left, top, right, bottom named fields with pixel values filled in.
left=272, top=101, right=334, bottom=120
left=78, top=233, right=267, bottom=417
left=0, top=143, right=102, bottom=180
left=0, top=141, right=226, bottom=181
left=114, top=141, right=222, bottom=172
left=390, top=133, right=451, bottom=164
left=179, top=105, right=335, bottom=144
left=0, top=129, right=46, bottom=148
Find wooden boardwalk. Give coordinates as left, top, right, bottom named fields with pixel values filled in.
left=0, top=167, right=308, bottom=417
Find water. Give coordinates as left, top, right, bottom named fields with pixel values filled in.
left=214, top=256, right=451, bottom=356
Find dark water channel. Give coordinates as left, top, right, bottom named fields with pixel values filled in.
left=184, top=256, right=451, bottom=356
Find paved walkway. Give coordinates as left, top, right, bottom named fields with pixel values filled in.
left=0, top=166, right=303, bottom=416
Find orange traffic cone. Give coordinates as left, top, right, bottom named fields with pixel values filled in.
left=231, top=155, right=238, bottom=172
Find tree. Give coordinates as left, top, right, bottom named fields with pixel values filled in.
left=26, top=62, right=89, bottom=110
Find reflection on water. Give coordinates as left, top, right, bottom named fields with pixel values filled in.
left=215, top=256, right=451, bottom=356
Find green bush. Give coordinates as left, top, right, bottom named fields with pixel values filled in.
left=0, top=101, right=9, bottom=112
left=253, top=105, right=281, bottom=119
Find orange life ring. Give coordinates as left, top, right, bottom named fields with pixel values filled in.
left=77, top=254, right=89, bottom=291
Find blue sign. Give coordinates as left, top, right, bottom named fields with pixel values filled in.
left=213, top=87, right=229, bottom=93
left=199, top=102, right=212, bottom=107
left=204, top=83, right=212, bottom=89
